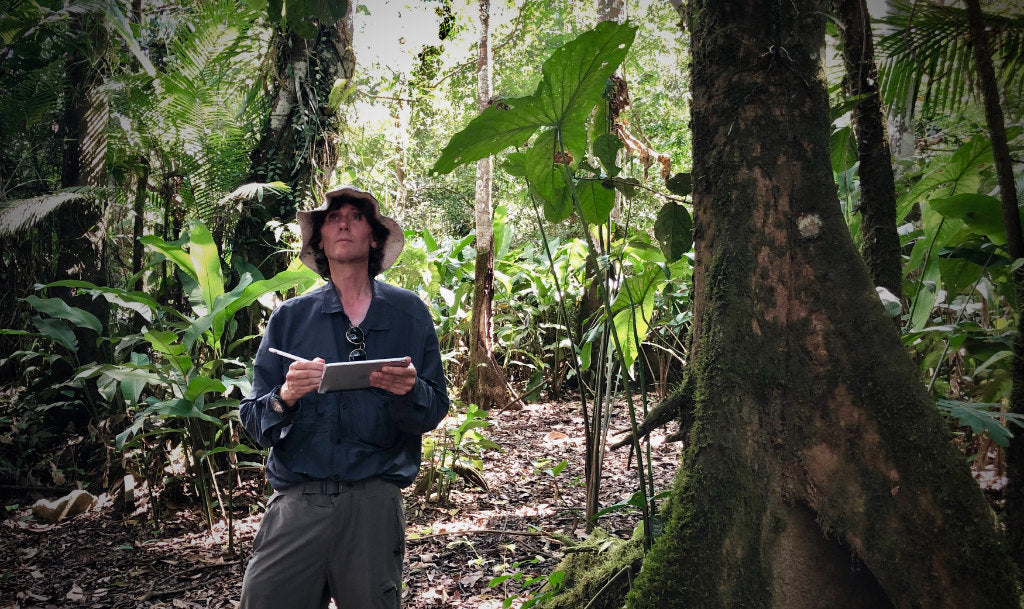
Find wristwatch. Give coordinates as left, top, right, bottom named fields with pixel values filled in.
left=269, top=388, right=291, bottom=414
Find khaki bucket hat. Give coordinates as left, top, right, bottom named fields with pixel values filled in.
left=296, top=185, right=404, bottom=275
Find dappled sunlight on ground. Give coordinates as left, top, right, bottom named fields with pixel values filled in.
left=1, top=398, right=682, bottom=608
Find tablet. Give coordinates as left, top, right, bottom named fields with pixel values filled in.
left=318, top=357, right=409, bottom=392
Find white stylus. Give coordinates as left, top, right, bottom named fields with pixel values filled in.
left=268, top=347, right=308, bottom=362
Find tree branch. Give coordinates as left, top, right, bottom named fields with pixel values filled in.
left=610, top=379, right=692, bottom=450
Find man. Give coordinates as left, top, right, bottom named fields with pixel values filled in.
left=239, top=185, right=449, bottom=609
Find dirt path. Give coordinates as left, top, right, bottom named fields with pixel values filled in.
left=1, top=400, right=679, bottom=608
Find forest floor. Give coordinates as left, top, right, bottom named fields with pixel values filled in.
left=0, top=399, right=680, bottom=609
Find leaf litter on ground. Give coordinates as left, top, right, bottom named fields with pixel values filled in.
left=0, top=398, right=680, bottom=609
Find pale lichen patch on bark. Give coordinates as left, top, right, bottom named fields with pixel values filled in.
left=797, top=214, right=823, bottom=239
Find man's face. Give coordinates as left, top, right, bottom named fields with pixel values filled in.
left=318, top=202, right=377, bottom=266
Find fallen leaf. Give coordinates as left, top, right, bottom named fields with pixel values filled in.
left=459, top=571, right=483, bottom=587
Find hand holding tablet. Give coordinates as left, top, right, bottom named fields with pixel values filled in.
left=270, top=348, right=410, bottom=393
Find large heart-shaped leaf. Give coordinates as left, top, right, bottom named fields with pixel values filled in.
left=576, top=179, right=616, bottom=225
left=431, top=21, right=636, bottom=175
left=654, top=201, right=693, bottom=262
left=526, top=129, right=573, bottom=222
left=433, top=96, right=546, bottom=176
left=896, top=136, right=994, bottom=223
left=930, top=193, right=1009, bottom=245
left=593, top=133, right=623, bottom=178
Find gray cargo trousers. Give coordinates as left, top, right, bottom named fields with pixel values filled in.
left=240, top=477, right=405, bottom=609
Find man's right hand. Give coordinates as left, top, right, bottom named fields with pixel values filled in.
left=279, top=357, right=326, bottom=406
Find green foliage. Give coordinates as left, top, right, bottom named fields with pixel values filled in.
left=936, top=399, right=1024, bottom=447
left=836, top=107, right=1023, bottom=448
left=418, top=403, right=498, bottom=505
left=146, top=0, right=267, bottom=229
left=429, top=20, right=694, bottom=554
left=654, top=201, right=692, bottom=263
left=878, top=0, right=1024, bottom=120
left=489, top=556, right=566, bottom=609
left=539, top=529, right=644, bottom=609
left=534, top=457, right=570, bottom=505
left=112, top=222, right=313, bottom=448
left=245, top=0, right=348, bottom=39
left=432, top=20, right=637, bottom=177
left=3, top=221, right=313, bottom=525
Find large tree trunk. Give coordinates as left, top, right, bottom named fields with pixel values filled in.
left=835, top=0, right=902, bottom=300
left=55, top=9, right=110, bottom=366
left=627, top=1, right=1019, bottom=607
left=234, top=10, right=355, bottom=279
left=965, top=0, right=1024, bottom=566
left=232, top=10, right=355, bottom=354
left=463, top=0, right=509, bottom=411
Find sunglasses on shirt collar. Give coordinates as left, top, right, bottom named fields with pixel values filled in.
left=345, top=326, right=366, bottom=361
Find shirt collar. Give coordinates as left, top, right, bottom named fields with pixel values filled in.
left=319, top=279, right=394, bottom=330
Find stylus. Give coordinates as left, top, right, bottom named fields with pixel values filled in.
left=268, top=348, right=308, bottom=362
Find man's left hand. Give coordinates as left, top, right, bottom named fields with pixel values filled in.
left=370, top=357, right=416, bottom=395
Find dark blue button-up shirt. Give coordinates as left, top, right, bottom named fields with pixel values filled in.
left=239, top=280, right=449, bottom=490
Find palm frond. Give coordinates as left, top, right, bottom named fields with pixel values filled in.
left=0, top=189, right=97, bottom=236
left=878, top=0, right=1024, bottom=119
left=97, top=0, right=156, bottom=76
left=124, top=0, right=267, bottom=225
left=217, top=182, right=292, bottom=209
left=0, top=62, right=63, bottom=136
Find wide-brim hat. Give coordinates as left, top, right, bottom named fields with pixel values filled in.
left=296, top=185, right=404, bottom=275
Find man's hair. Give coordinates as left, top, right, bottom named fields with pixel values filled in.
left=308, top=196, right=390, bottom=279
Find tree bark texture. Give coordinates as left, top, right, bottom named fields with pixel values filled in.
left=964, top=0, right=1024, bottom=565
left=235, top=12, right=355, bottom=279
left=627, top=1, right=1019, bottom=608
left=835, top=0, right=902, bottom=299
left=232, top=12, right=354, bottom=357
left=56, top=10, right=110, bottom=365
left=464, top=0, right=510, bottom=411
left=131, top=157, right=151, bottom=285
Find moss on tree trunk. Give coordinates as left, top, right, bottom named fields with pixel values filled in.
left=231, top=14, right=355, bottom=356
left=626, top=1, right=1020, bottom=607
